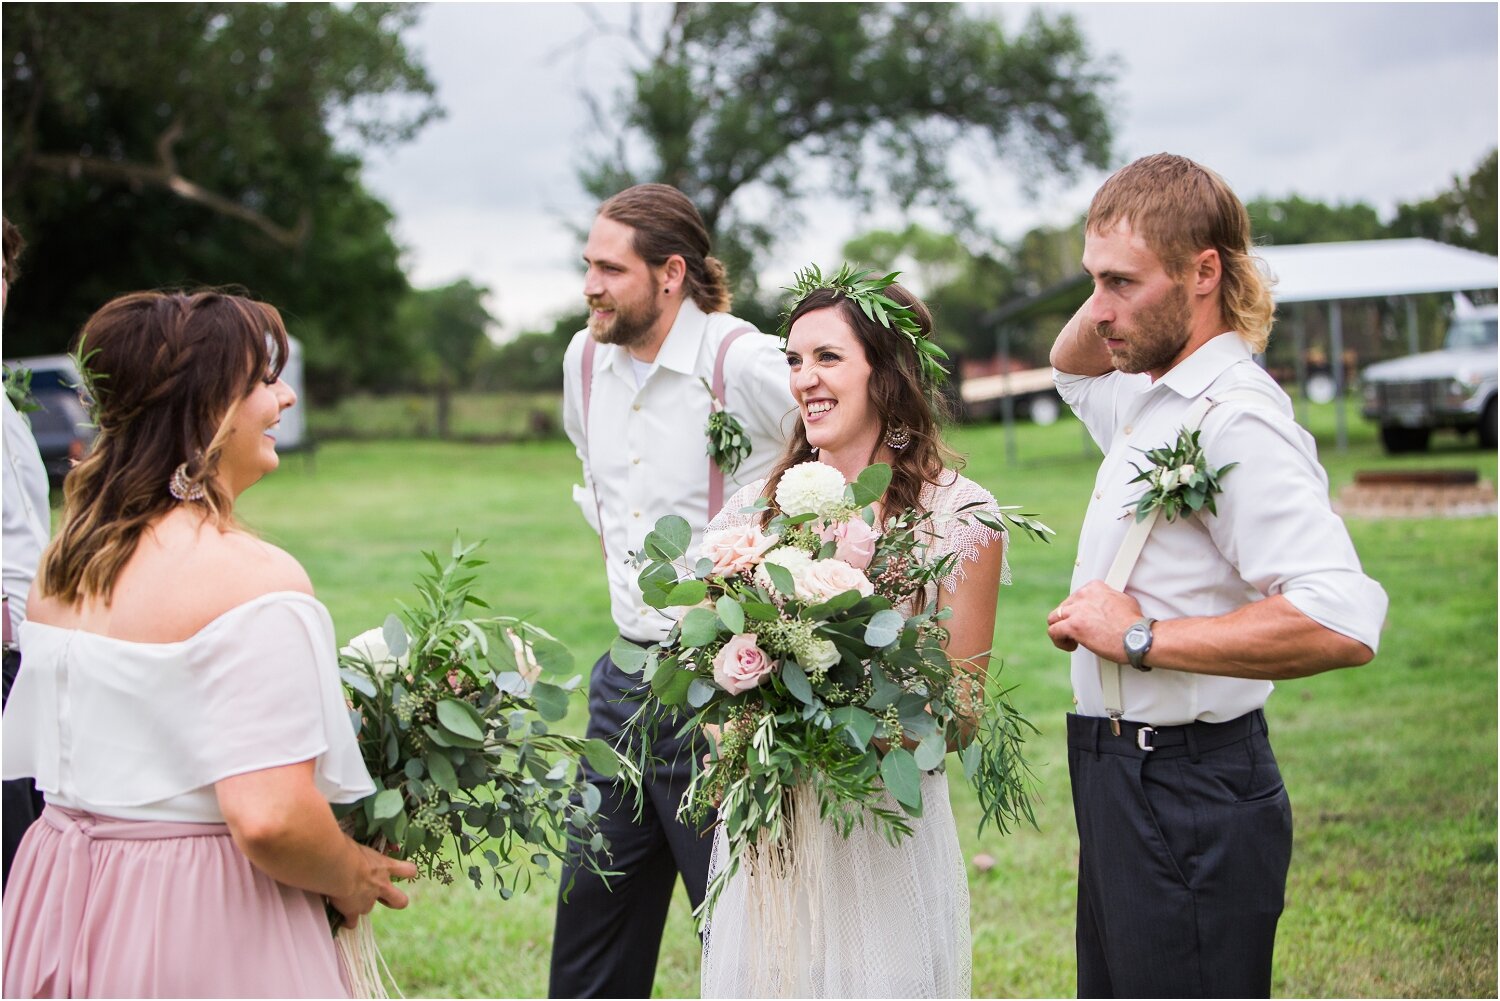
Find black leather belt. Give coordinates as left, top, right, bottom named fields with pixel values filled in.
left=1067, top=709, right=1267, bottom=760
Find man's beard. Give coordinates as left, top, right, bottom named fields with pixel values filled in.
left=588, top=294, right=662, bottom=348
left=1095, top=281, right=1192, bottom=375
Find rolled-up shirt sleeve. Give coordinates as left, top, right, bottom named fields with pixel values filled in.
left=1201, top=404, right=1389, bottom=653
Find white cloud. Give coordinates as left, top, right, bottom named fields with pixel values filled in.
left=359, top=2, right=1499, bottom=338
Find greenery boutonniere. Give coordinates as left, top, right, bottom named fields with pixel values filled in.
left=1127, top=427, right=1237, bottom=522
left=701, top=377, right=750, bottom=477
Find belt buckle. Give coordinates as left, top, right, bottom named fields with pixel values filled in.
left=1136, top=726, right=1155, bottom=752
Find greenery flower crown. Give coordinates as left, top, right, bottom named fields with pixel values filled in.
left=777, top=262, right=951, bottom=386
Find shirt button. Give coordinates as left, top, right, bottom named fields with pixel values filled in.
left=1123, top=424, right=1134, bottom=435
left=633, top=511, right=641, bottom=518
left=1094, top=491, right=1102, bottom=500
left=637, top=607, right=648, bottom=616
left=632, top=403, right=642, bottom=412
left=632, top=457, right=640, bottom=465
left=1074, top=559, right=1082, bottom=568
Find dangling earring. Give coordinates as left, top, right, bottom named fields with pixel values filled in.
left=168, top=461, right=206, bottom=502
left=883, top=424, right=912, bottom=450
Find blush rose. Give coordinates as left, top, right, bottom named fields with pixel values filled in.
left=713, top=633, right=776, bottom=695
left=815, top=517, right=878, bottom=570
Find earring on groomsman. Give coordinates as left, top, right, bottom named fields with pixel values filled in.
left=883, top=424, right=912, bottom=450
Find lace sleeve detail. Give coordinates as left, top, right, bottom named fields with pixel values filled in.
left=923, top=474, right=1011, bottom=595
left=707, top=479, right=769, bottom=534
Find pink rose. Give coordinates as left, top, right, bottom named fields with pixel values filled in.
left=815, top=517, right=879, bottom=571
left=701, top=523, right=779, bottom=577
left=713, top=633, right=775, bottom=695
left=794, top=559, right=876, bottom=604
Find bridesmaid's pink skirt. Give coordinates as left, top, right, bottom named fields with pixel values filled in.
left=3, top=805, right=350, bottom=998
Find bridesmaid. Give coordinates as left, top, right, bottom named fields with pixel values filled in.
left=3, top=290, right=416, bottom=997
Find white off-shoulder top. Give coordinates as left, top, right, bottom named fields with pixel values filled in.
left=2, top=591, right=375, bottom=822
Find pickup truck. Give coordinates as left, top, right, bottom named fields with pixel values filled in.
left=1360, top=303, right=1497, bottom=453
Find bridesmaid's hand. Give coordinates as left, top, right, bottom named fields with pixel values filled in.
left=328, top=843, right=419, bottom=928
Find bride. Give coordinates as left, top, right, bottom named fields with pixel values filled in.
left=699, top=272, right=1007, bottom=998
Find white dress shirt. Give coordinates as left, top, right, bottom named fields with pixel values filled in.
left=1056, top=333, right=1389, bottom=726
left=4, top=394, right=51, bottom=638
left=563, top=299, right=795, bottom=641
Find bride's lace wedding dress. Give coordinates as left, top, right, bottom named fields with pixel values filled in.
left=699, top=471, right=1007, bottom=999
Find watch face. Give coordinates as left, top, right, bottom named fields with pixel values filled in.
left=1125, top=625, right=1150, bottom=652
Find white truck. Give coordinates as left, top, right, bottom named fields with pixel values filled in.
left=1360, top=301, right=1497, bottom=453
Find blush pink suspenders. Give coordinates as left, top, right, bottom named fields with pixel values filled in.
left=579, top=325, right=754, bottom=561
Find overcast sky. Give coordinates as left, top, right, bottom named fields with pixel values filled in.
left=356, top=2, right=1499, bottom=339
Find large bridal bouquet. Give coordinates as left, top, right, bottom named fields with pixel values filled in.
left=334, top=538, right=633, bottom=995
left=618, top=462, right=1051, bottom=921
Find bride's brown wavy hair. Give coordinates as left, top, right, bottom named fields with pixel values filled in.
left=759, top=283, right=960, bottom=526
left=39, top=289, right=289, bottom=605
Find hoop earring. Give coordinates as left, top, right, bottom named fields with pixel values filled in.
left=168, top=461, right=206, bottom=502
left=883, top=424, right=912, bottom=450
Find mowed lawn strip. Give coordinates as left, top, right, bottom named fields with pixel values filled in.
left=234, top=405, right=1496, bottom=998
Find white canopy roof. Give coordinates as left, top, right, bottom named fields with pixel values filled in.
left=1256, top=238, right=1498, bottom=304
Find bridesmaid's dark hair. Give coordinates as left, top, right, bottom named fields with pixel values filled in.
left=40, top=289, right=289, bottom=604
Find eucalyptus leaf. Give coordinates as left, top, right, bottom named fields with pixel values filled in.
left=829, top=705, right=878, bottom=749
left=372, top=788, right=404, bottom=821
left=426, top=752, right=460, bottom=793
left=687, top=677, right=720, bottom=708
left=382, top=613, right=409, bottom=658
left=581, top=782, right=603, bottom=815
left=666, top=579, right=709, bottom=607
left=741, top=600, right=779, bottom=621
left=766, top=563, right=796, bottom=597
left=646, top=515, right=692, bottom=560
left=679, top=607, right=722, bottom=647
left=864, top=608, right=906, bottom=648
left=339, top=668, right=377, bottom=699
left=914, top=730, right=947, bottom=770
left=880, top=747, right=923, bottom=811
left=436, top=699, right=486, bottom=743
left=850, top=463, right=893, bottom=507
left=531, top=681, right=570, bottom=723
left=610, top=636, right=649, bottom=674
left=715, top=596, right=745, bottom=635
left=781, top=662, right=814, bottom=705
left=529, top=636, right=573, bottom=674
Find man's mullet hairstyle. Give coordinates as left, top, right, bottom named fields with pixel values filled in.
left=1087, top=153, right=1276, bottom=353
left=598, top=183, right=732, bottom=314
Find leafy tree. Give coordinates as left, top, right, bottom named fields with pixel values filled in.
left=476, top=310, right=588, bottom=394
left=1, top=3, right=439, bottom=400
left=398, top=279, right=497, bottom=437
left=580, top=3, right=1114, bottom=308
left=1391, top=148, right=1498, bottom=255
left=1245, top=195, right=1388, bottom=246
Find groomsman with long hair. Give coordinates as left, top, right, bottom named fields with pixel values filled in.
left=551, top=183, right=794, bottom=997
left=1047, top=153, right=1387, bottom=997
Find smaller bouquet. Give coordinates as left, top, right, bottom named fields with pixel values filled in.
left=334, top=538, right=634, bottom=995
left=619, top=461, right=1052, bottom=922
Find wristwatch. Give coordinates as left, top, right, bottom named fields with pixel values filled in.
left=1123, top=617, right=1155, bottom=672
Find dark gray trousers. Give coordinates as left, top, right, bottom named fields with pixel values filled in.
left=548, top=644, right=715, bottom=999
left=1068, top=710, right=1293, bottom=998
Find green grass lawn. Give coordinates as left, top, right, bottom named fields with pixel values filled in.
left=239, top=403, right=1497, bottom=998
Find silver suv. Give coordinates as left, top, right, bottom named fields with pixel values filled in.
left=1360, top=303, right=1498, bottom=453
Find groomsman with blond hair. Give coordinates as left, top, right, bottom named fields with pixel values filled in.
left=1047, top=153, right=1387, bottom=998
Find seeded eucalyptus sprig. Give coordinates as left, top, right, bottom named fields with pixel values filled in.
left=779, top=263, right=951, bottom=386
